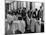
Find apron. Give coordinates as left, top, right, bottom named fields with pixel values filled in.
left=30, top=18, right=36, bottom=32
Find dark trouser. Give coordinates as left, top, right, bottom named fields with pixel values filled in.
left=23, top=17, right=28, bottom=31
left=41, top=24, right=44, bottom=32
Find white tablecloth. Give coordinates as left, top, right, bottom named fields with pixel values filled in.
left=30, top=18, right=41, bottom=32
left=11, top=20, right=25, bottom=33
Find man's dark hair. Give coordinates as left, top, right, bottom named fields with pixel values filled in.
left=35, top=8, right=38, bottom=11
left=40, top=6, right=42, bottom=9
left=15, top=30, right=22, bottom=34
left=23, top=7, right=26, bottom=10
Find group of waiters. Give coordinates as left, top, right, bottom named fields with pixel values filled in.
left=5, top=5, right=44, bottom=34
left=6, top=5, right=43, bottom=20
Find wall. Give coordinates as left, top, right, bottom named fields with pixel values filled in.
left=35, top=3, right=42, bottom=10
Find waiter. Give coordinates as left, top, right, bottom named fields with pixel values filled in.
left=21, top=7, right=27, bottom=31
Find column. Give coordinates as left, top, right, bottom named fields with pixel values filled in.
left=11, top=2, right=14, bottom=10
left=30, top=2, right=32, bottom=10
left=17, top=1, right=21, bottom=8
left=26, top=2, right=30, bottom=11
left=32, top=2, right=35, bottom=10
left=20, top=1, right=23, bottom=9
left=14, top=1, right=17, bottom=10
left=23, top=1, right=26, bottom=8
